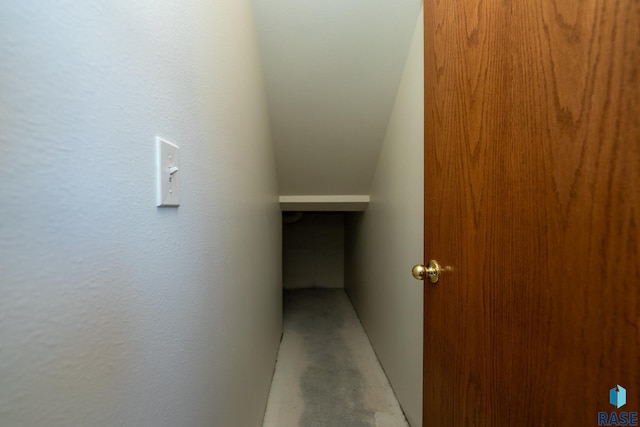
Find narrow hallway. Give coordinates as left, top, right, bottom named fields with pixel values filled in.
left=262, top=289, right=409, bottom=427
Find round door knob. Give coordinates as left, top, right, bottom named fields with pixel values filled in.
left=412, top=260, right=442, bottom=284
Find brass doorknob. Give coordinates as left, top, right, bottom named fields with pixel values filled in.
left=412, top=260, right=442, bottom=284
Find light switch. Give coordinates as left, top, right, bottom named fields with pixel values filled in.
left=156, top=137, right=180, bottom=207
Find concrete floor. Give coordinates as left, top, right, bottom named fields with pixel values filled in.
left=262, top=289, right=410, bottom=427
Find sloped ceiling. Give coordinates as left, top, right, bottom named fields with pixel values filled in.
left=251, top=0, right=422, bottom=196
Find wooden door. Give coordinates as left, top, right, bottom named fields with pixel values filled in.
left=422, top=0, right=639, bottom=425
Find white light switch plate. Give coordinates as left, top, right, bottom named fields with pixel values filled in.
left=156, top=137, right=180, bottom=207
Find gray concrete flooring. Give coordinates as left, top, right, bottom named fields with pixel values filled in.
left=262, top=289, right=410, bottom=427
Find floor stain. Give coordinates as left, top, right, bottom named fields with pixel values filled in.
left=262, top=289, right=409, bottom=427
left=287, top=290, right=374, bottom=427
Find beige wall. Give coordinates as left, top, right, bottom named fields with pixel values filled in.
left=345, top=9, right=424, bottom=427
left=0, top=1, right=281, bottom=426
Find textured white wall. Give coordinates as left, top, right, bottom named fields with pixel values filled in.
left=344, top=9, right=424, bottom=427
left=283, top=213, right=344, bottom=289
left=0, top=1, right=281, bottom=427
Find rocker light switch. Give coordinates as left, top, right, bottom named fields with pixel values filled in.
left=156, top=137, right=180, bottom=207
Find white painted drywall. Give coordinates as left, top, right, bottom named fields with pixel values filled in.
left=251, top=0, right=423, bottom=196
left=344, top=9, right=424, bottom=427
left=283, top=213, right=344, bottom=289
left=0, top=2, right=281, bottom=427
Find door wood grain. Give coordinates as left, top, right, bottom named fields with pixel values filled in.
left=422, top=0, right=639, bottom=425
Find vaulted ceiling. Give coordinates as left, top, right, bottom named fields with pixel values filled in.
left=251, top=0, right=422, bottom=196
